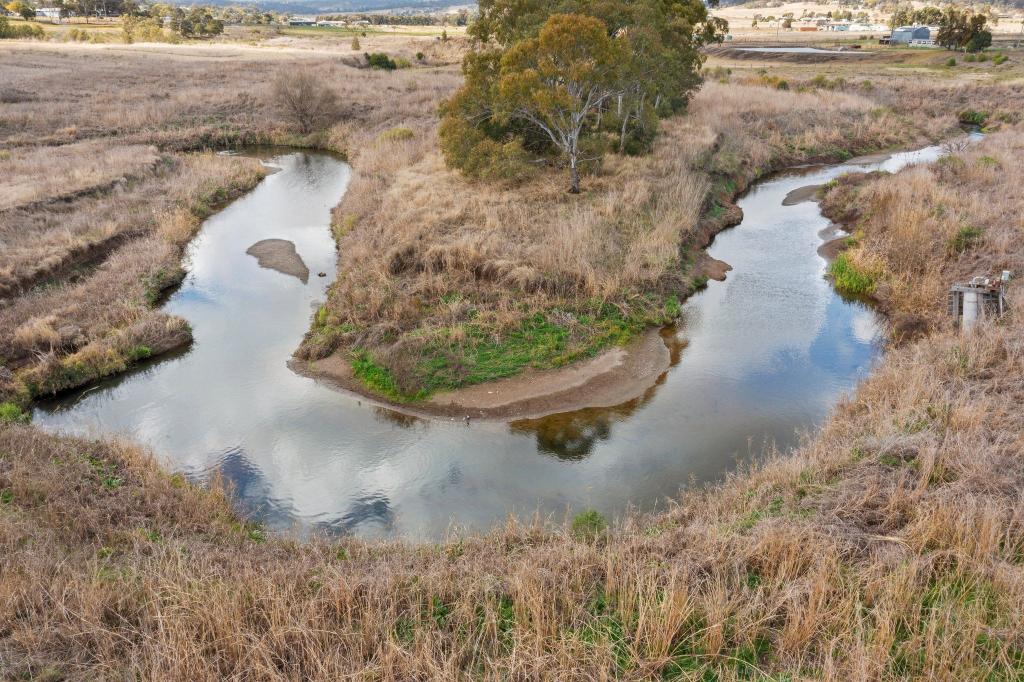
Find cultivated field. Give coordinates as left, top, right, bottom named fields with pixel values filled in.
left=1, top=28, right=1024, bottom=680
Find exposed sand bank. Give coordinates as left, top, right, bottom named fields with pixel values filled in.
left=782, top=183, right=822, bottom=206
left=246, top=239, right=310, bottom=283
left=293, top=327, right=674, bottom=422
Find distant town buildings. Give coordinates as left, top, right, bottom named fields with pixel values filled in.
left=889, top=25, right=938, bottom=46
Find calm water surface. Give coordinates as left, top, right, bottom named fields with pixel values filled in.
left=35, top=145, right=946, bottom=540
left=734, top=46, right=869, bottom=54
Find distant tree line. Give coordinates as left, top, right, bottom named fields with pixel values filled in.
left=439, top=0, right=727, bottom=193
left=320, top=10, right=470, bottom=26
left=0, top=13, right=43, bottom=36
left=888, top=3, right=994, bottom=52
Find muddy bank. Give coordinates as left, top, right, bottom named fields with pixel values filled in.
left=782, top=184, right=822, bottom=206
left=246, top=239, right=309, bottom=283
left=294, top=327, right=673, bottom=422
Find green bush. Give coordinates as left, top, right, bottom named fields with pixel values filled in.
left=0, top=401, right=30, bottom=424
left=438, top=114, right=534, bottom=182
left=828, top=253, right=877, bottom=297
left=958, top=109, right=988, bottom=126
left=572, top=509, right=608, bottom=541
left=0, top=16, right=44, bottom=39
left=949, top=226, right=983, bottom=254
left=365, top=52, right=397, bottom=70
left=966, top=30, right=992, bottom=53
left=377, top=126, right=414, bottom=143
left=945, top=57, right=956, bottom=67
left=993, top=54, right=1008, bottom=66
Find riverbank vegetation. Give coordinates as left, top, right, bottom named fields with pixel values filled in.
left=299, top=40, right=1024, bottom=402
left=4, top=141, right=1024, bottom=672
left=0, top=38, right=460, bottom=409
left=822, top=130, right=1024, bottom=339
left=3, top=33, right=1024, bottom=678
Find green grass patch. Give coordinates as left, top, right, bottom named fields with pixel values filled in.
left=351, top=350, right=422, bottom=402
left=572, top=509, right=608, bottom=541
left=349, top=297, right=680, bottom=401
left=949, top=226, right=983, bottom=254
left=828, top=253, right=877, bottom=297
left=0, top=401, right=31, bottom=424
left=377, top=126, right=414, bottom=143
left=958, top=109, right=988, bottom=126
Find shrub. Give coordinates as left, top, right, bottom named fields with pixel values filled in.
left=571, top=509, right=608, bottom=541
left=365, top=52, right=397, bottom=70
left=350, top=35, right=360, bottom=50
left=377, top=127, right=414, bottom=143
left=828, top=253, right=877, bottom=296
left=438, top=115, right=534, bottom=182
left=270, top=68, right=339, bottom=134
left=949, top=226, right=983, bottom=254
left=965, top=53, right=977, bottom=62
left=0, top=401, right=30, bottom=424
left=0, top=16, right=44, bottom=39
left=993, top=54, right=1008, bottom=65
left=958, top=109, right=988, bottom=126
left=966, top=30, right=992, bottom=53
left=415, top=51, right=425, bottom=61
left=945, top=57, right=956, bottom=67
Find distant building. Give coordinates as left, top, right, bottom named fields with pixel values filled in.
left=35, top=7, right=63, bottom=19
left=890, top=25, right=930, bottom=44
left=288, top=17, right=317, bottom=26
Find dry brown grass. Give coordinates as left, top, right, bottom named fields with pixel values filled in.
left=0, top=40, right=458, bottom=405
left=3, top=308, right=1023, bottom=679
left=822, top=129, right=1024, bottom=336
left=0, top=139, right=159, bottom=210
left=300, top=77, right=945, bottom=396
left=2, top=34, right=1024, bottom=682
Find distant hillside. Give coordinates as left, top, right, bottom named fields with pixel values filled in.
left=196, top=0, right=473, bottom=12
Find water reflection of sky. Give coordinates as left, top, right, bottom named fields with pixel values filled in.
left=34, top=145, right=939, bottom=541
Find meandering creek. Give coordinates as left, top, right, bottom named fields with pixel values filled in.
left=36, top=143, right=950, bottom=540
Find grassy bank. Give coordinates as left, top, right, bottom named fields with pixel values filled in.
left=3, top=38, right=1024, bottom=678
left=299, top=74, right=953, bottom=400
left=0, top=39, right=461, bottom=408
left=3, top=182, right=1023, bottom=677
left=821, top=129, right=1024, bottom=340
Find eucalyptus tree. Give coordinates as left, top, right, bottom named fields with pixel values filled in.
left=439, top=0, right=727, bottom=192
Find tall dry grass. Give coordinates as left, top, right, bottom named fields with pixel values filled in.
left=0, top=139, right=159, bottom=210
left=3, top=305, right=1023, bottom=679
left=822, top=130, right=1024, bottom=336
left=302, top=79, right=943, bottom=395
left=0, top=41, right=458, bottom=405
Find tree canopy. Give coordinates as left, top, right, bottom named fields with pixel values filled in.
left=439, top=0, right=727, bottom=193
left=936, top=7, right=991, bottom=52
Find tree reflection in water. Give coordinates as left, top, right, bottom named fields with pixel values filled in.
left=510, top=327, right=687, bottom=460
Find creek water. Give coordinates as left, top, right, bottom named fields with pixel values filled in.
left=733, top=47, right=869, bottom=54
left=35, top=144, right=947, bottom=540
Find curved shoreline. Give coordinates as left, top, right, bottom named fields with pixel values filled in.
left=292, top=326, right=674, bottom=422
left=293, top=144, right=935, bottom=422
